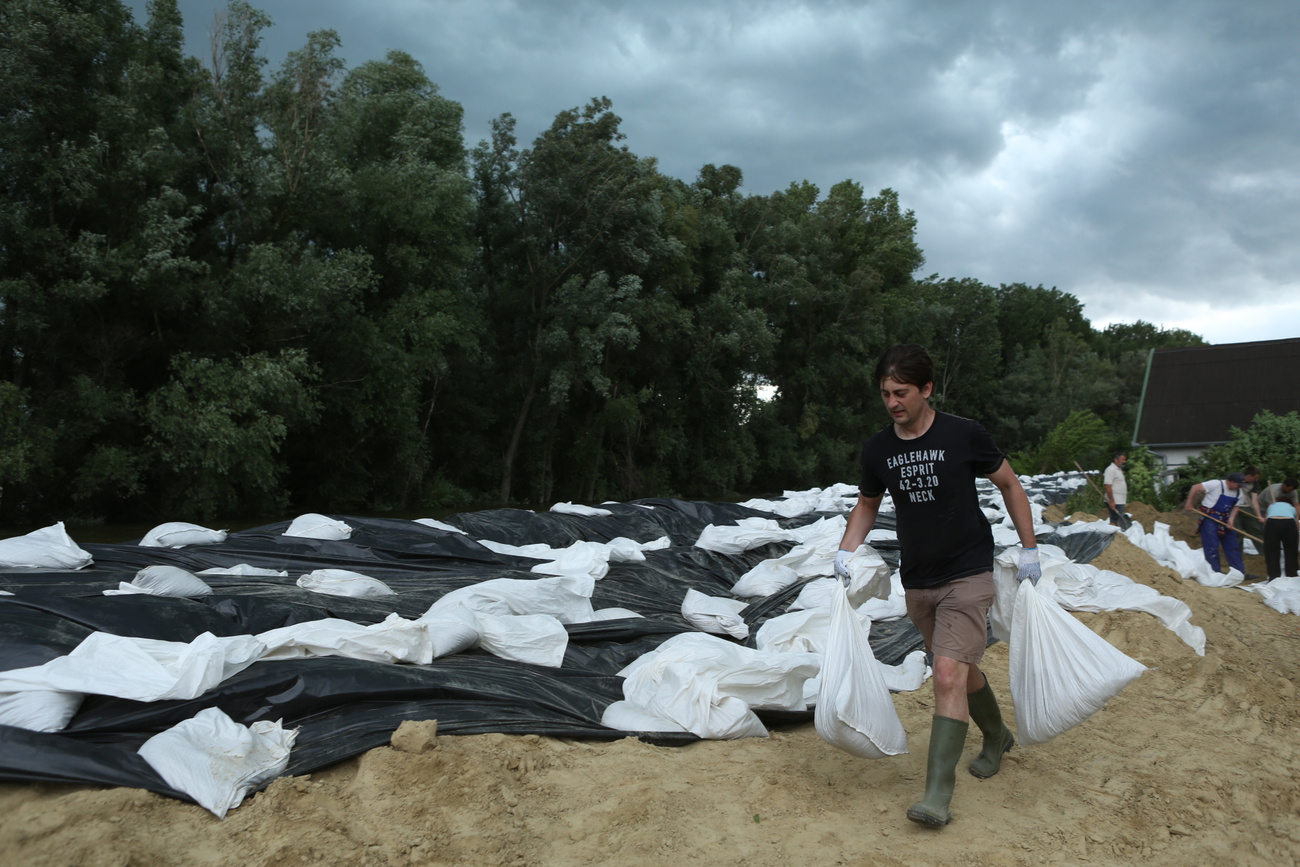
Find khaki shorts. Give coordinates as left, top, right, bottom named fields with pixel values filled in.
left=904, top=571, right=995, bottom=665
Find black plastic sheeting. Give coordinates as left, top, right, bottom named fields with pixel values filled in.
left=0, top=494, right=1110, bottom=801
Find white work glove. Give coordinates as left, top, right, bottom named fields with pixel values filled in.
left=834, top=549, right=853, bottom=584
left=1016, top=547, right=1041, bottom=586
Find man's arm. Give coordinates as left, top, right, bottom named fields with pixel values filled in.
left=1185, top=482, right=1205, bottom=511
left=1227, top=502, right=1239, bottom=529
left=839, top=493, right=883, bottom=552
left=1251, top=492, right=1263, bottom=523
left=988, top=460, right=1037, bottom=548
left=1104, top=482, right=1116, bottom=510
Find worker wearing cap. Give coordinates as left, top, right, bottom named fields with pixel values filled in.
left=1184, top=472, right=1247, bottom=574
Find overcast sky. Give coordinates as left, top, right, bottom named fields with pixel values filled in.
left=126, top=0, right=1300, bottom=345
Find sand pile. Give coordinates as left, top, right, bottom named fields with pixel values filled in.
left=3, top=506, right=1298, bottom=866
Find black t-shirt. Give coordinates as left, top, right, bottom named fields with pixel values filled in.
left=858, top=412, right=1006, bottom=589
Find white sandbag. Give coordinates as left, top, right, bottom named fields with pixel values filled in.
left=474, top=612, right=569, bottom=667
left=786, top=514, right=847, bottom=548
left=854, top=569, right=910, bottom=622
left=754, top=602, right=872, bottom=656
left=789, top=578, right=840, bottom=611
left=257, top=613, right=435, bottom=664
left=606, top=535, right=668, bottom=563
left=138, top=707, right=296, bottom=819
left=732, top=546, right=813, bottom=597
left=990, top=544, right=1072, bottom=642
left=814, top=582, right=908, bottom=758
left=423, top=575, right=596, bottom=624
left=0, top=690, right=84, bottom=732
left=591, top=607, right=644, bottom=620
left=1243, top=575, right=1300, bottom=615
left=419, top=604, right=484, bottom=658
left=1127, top=521, right=1237, bottom=586
left=549, top=502, right=613, bottom=517
left=413, top=518, right=466, bottom=534
left=1008, top=578, right=1146, bottom=745
left=1053, top=520, right=1119, bottom=537
left=0, top=523, right=92, bottom=569
left=283, top=514, right=352, bottom=540
left=530, top=540, right=611, bottom=580
left=138, top=522, right=228, bottom=548
left=197, top=564, right=288, bottom=578
left=104, top=564, right=213, bottom=597
left=296, top=569, right=394, bottom=598
left=600, top=700, right=690, bottom=733
left=1050, top=562, right=1206, bottom=656
left=865, top=526, right=898, bottom=544
left=630, top=634, right=820, bottom=710
left=694, top=518, right=793, bottom=555
left=880, top=649, right=930, bottom=693
left=681, top=588, right=749, bottom=640
left=789, top=548, right=892, bottom=611
left=476, top=538, right=556, bottom=559
left=755, top=606, right=833, bottom=654
left=0, top=631, right=265, bottom=702
left=625, top=661, right=769, bottom=739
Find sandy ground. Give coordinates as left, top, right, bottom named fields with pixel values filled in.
left=3, top=506, right=1299, bottom=867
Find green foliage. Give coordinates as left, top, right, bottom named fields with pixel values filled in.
left=0, top=1, right=1213, bottom=522
left=1062, top=478, right=1105, bottom=517
left=145, top=350, right=317, bottom=518
left=1182, top=411, right=1300, bottom=491
left=0, top=383, right=47, bottom=488
left=1008, top=410, right=1109, bottom=475
left=1121, top=445, right=1181, bottom=512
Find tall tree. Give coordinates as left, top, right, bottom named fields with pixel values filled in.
left=473, top=98, right=670, bottom=504
left=748, top=183, right=923, bottom=488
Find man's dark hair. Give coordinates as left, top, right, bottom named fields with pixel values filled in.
left=1245, top=465, right=1260, bottom=476
left=1284, top=478, right=1298, bottom=489
left=1114, top=451, right=1127, bottom=460
left=875, top=344, right=934, bottom=389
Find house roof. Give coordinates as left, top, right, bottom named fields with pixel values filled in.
left=1135, top=337, right=1300, bottom=446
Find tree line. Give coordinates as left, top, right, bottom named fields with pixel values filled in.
left=0, top=0, right=1204, bottom=524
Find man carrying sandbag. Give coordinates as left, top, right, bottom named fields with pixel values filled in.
left=835, top=344, right=1041, bottom=828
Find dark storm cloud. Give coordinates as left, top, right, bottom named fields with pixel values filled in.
left=124, top=0, right=1300, bottom=342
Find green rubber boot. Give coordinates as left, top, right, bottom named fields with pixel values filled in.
left=906, top=716, right=968, bottom=827
left=967, top=679, right=1015, bottom=779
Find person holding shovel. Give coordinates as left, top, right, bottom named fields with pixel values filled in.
left=834, top=343, right=1040, bottom=828
left=1184, top=472, right=1247, bottom=575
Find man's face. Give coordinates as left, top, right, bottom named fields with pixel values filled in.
left=1284, top=484, right=1297, bottom=496
left=1227, top=480, right=1241, bottom=491
left=1246, top=473, right=1260, bottom=485
left=1116, top=455, right=1127, bottom=468
left=880, top=377, right=932, bottom=427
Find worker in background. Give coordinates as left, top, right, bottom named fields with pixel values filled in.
left=1262, top=478, right=1299, bottom=580
left=1103, top=452, right=1128, bottom=529
left=1184, top=472, right=1247, bottom=575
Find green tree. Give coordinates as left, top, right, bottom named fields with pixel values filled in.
left=473, top=98, right=672, bottom=504
left=883, top=276, right=1002, bottom=421
left=1181, top=411, right=1300, bottom=495
left=748, top=183, right=923, bottom=489
left=1008, top=409, right=1109, bottom=475
left=145, top=350, right=317, bottom=518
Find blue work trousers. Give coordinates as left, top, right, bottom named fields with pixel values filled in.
left=1199, top=494, right=1246, bottom=574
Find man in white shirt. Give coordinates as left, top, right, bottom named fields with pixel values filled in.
left=1103, top=452, right=1128, bottom=528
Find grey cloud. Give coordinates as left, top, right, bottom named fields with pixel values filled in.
left=121, top=0, right=1300, bottom=341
